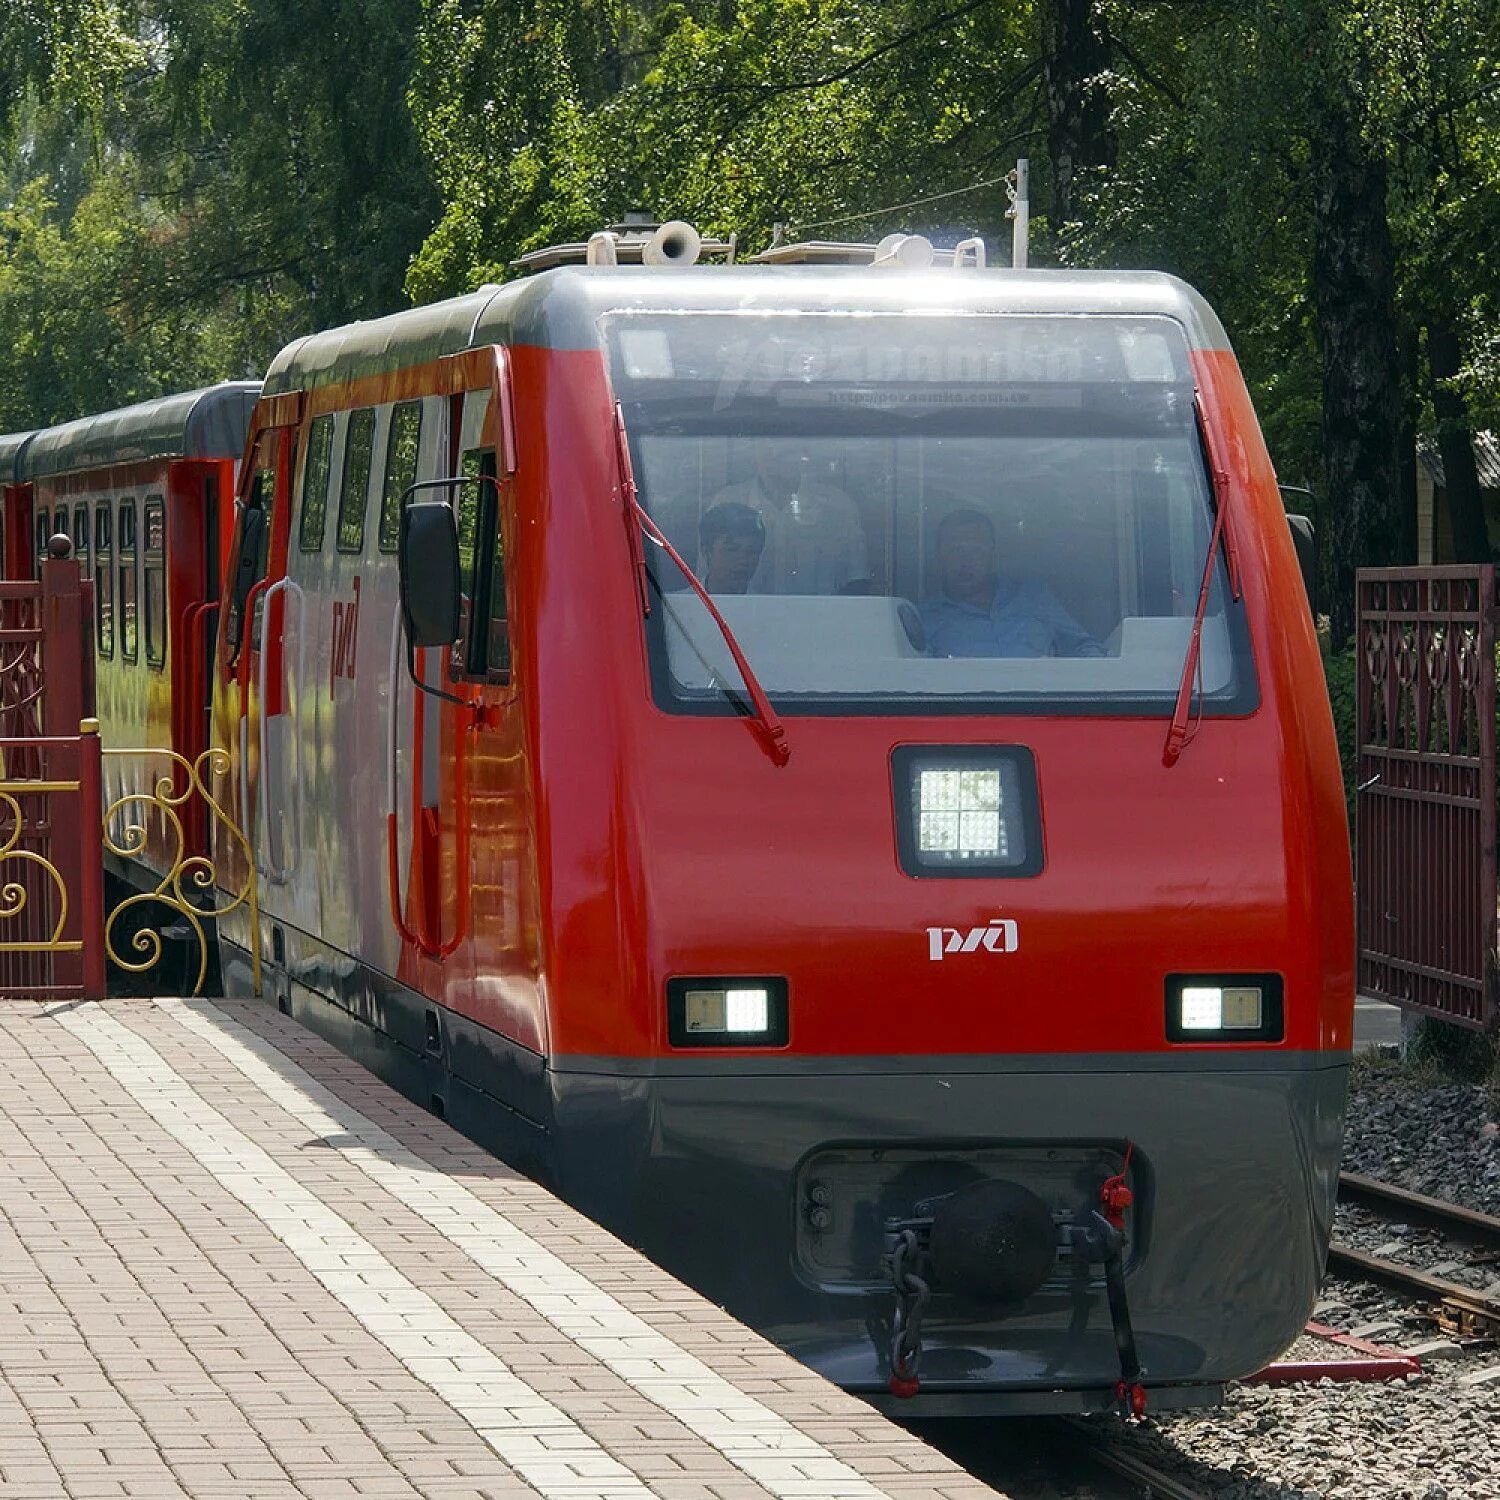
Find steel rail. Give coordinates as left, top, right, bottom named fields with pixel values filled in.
left=1059, top=1422, right=1216, bottom=1500
left=1338, top=1171, right=1500, bottom=1247
left=1326, top=1243, right=1500, bottom=1337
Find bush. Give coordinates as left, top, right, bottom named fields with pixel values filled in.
left=1406, top=1016, right=1497, bottom=1084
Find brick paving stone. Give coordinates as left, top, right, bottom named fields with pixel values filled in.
left=0, top=999, right=1007, bottom=1500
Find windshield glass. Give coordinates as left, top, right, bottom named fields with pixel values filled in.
left=607, top=311, right=1253, bottom=714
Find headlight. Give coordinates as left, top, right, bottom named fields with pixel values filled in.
left=669, top=978, right=788, bottom=1047
left=892, top=746, right=1043, bottom=878
left=1166, top=975, right=1283, bottom=1042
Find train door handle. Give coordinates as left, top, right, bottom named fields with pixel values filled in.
left=256, top=576, right=304, bottom=884
left=385, top=601, right=470, bottom=958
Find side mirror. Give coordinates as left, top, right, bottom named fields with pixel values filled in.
left=399, top=501, right=461, bottom=648
left=1285, top=513, right=1317, bottom=615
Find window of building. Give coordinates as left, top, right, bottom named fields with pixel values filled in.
left=299, top=414, right=335, bottom=552
left=144, top=497, right=166, bottom=669
left=336, top=408, right=376, bottom=554
left=119, top=500, right=139, bottom=663
left=378, top=402, right=422, bottom=553
left=94, top=504, right=114, bottom=657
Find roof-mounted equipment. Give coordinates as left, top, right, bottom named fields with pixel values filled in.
left=513, top=212, right=735, bottom=273
left=745, top=236, right=989, bottom=267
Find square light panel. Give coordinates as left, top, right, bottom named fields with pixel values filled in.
left=893, top=748, right=1041, bottom=877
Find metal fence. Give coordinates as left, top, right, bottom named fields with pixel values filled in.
left=1356, top=566, right=1497, bottom=1031
left=0, top=543, right=106, bottom=999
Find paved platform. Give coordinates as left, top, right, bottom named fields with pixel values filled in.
left=1354, top=995, right=1404, bottom=1051
left=0, top=999, right=1000, bottom=1500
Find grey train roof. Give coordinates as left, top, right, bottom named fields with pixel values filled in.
left=260, top=267, right=1233, bottom=397
left=21, top=381, right=262, bottom=481
left=0, top=431, right=35, bottom=484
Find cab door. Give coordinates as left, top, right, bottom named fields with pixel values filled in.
left=216, top=407, right=299, bottom=958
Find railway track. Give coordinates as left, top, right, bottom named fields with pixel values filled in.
left=1062, top=1422, right=1216, bottom=1500
left=925, top=1415, right=1217, bottom=1500
left=1329, top=1171, right=1500, bottom=1337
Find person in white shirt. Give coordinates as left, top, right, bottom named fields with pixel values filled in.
left=709, top=444, right=871, bottom=595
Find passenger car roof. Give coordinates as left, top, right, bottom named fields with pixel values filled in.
left=0, top=431, right=35, bottom=485
left=22, top=382, right=262, bottom=481
left=260, top=267, right=1232, bottom=397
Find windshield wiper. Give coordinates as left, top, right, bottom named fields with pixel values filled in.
left=614, top=407, right=789, bottom=767
left=1163, top=421, right=1242, bottom=767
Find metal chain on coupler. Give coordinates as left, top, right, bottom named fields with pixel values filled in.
left=887, top=1227, right=931, bottom=1398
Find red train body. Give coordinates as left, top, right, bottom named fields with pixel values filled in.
left=18, top=262, right=1354, bottom=1416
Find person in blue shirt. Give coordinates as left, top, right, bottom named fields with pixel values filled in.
left=920, top=508, right=1105, bottom=658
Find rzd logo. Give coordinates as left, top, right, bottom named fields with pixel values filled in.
left=927, top=918, right=1019, bottom=961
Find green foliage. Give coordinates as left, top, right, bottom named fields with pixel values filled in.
left=1406, top=1014, right=1496, bottom=1084
left=1323, top=648, right=1360, bottom=824
left=2, top=0, right=1500, bottom=557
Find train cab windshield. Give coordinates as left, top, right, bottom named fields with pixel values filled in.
left=606, top=310, right=1255, bottom=715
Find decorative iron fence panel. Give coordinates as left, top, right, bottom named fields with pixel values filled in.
left=1356, top=566, right=1497, bottom=1031
left=0, top=545, right=105, bottom=999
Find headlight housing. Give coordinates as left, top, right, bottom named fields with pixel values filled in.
left=1165, top=974, right=1284, bottom=1042
left=892, top=746, right=1043, bottom=878
left=668, top=977, right=789, bottom=1048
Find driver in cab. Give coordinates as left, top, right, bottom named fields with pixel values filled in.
left=709, top=443, right=870, bottom=596
left=921, top=508, right=1104, bottom=658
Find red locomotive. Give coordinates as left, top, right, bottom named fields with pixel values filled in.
left=12, top=227, right=1354, bottom=1416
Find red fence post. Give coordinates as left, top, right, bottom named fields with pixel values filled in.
left=41, top=538, right=85, bottom=992
left=78, top=718, right=106, bottom=1000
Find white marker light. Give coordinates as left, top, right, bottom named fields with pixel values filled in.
left=1179, top=984, right=1264, bottom=1032
left=725, top=988, right=770, bottom=1033
left=1179, top=986, right=1225, bottom=1030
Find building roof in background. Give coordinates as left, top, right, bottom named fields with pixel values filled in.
left=1417, top=430, right=1500, bottom=491
left=21, top=383, right=261, bottom=481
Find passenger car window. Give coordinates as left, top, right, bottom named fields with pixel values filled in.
left=144, top=497, right=165, bottom=669
left=73, top=504, right=89, bottom=564
left=119, top=501, right=139, bottom=662
left=378, top=401, right=422, bottom=553
left=94, top=504, right=114, bottom=657
left=299, top=414, right=334, bottom=552
left=336, top=408, right=376, bottom=553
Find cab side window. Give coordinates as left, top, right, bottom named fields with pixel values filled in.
left=456, top=448, right=509, bottom=682
left=94, top=504, right=114, bottom=657
left=227, top=463, right=276, bottom=656
left=299, top=415, right=334, bottom=552
left=336, top=408, right=376, bottom=554
left=144, top=498, right=166, bottom=669
left=378, top=401, right=422, bottom=553
left=119, top=501, right=139, bottom=662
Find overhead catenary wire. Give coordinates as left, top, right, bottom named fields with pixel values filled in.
left=791, top=172, right=1015, bottom=234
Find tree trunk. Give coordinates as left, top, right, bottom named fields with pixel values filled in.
left=1397, top=322, right=1420, bottom=564
left=1308, top=99, right=1404, bottom=650
left=1040, top=0, right=1115, bottom=236
left=1426, top=322, right=1491, bottom=563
